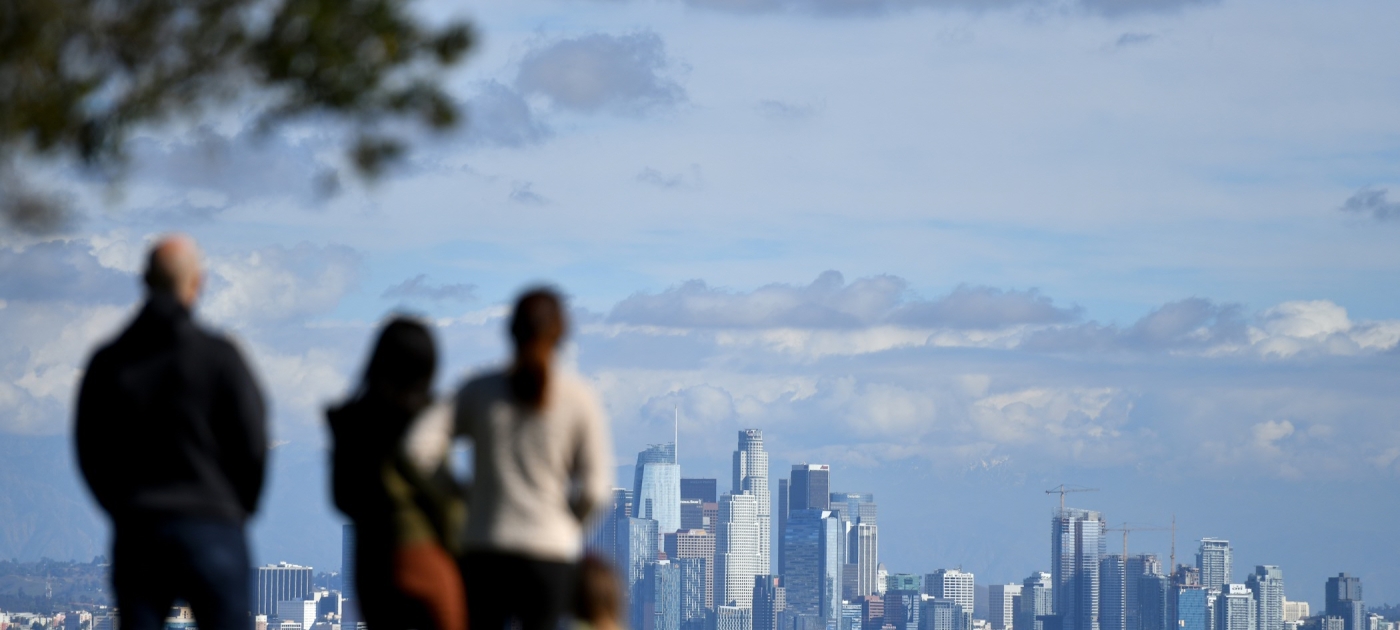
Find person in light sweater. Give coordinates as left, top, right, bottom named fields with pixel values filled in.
left=454, top=287, right=615, bottom=630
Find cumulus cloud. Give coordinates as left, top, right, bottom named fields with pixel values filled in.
left=382, top=275, right=477, bottom=303
left=679, top=0, right=1215, bottom=18
left=890, top=285, right=1081, bottom=329
left=515, top=32, right=685, bottom=115
left=128, top=125, right=339, bottom=208
left=202, top=243, right=361, bottom=326
left=0, top=240, right=138, bottom=304
left=1340, top=187, right=1400, bottom=222
left=610, top=271, right=907, bottom=328
left=609, top=272, right=1079, bottom=332
left=465, top=81, right=550, bottom=148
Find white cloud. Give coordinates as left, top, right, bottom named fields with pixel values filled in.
left=202, top=243, right=361, bottom=327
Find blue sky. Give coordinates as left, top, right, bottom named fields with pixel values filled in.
left=2, top=0, right=1399, bottom=609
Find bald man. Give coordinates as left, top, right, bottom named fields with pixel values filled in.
left=76, top=235, right=267, bottom=630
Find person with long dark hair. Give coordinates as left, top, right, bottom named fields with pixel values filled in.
left=454, top=288, right=615, bottom=630
left=329, top=317, right=466, bottom=630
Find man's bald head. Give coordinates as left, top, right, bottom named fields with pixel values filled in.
left=144, top=234, right=204, bottom=308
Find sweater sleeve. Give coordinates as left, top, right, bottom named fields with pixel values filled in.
left=570, top=381, right=614, bottom=522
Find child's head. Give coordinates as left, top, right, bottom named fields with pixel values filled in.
left=575, top=554, right=623, bottom=627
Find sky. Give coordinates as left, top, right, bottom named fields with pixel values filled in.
left=2, top=0, right=1400, bottom=610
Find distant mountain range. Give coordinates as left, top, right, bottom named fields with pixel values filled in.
left=0, top=436, right=106, bottom=564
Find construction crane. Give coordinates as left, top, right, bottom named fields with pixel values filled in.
left=1045, top=484, right=1099, bottom=512
left=1105, top=522, right=1171, bottom=563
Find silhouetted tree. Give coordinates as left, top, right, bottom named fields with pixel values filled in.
left=0, top=0, right=473, bottom=232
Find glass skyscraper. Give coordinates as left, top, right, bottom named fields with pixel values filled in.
left=783, top=509, right=845, bottom=626
left=1138, top=574, right=1169, bottom=630
left=1101, top=555, right=1125, bottom=630
left=1177, top=588, right=1209, bottom=630
left=789, top=464, right=831, bottom=511
left=1052, top=508, right=1106, bottom=630
left=636, top=444, right=681, bottom=545
left=1325, top=574, right=1364, bottom=630
left=1018, top=572, right=1054, bottom=630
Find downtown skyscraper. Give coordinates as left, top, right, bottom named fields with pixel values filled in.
left=636, top=443, right=681, bottom=543
left=1246, top=566, right=1284, bottom=630
left=1197, top=539, right=1233, bottom=592
left=1052, top=508, right=1106, bottom=630
left=733, top=429, right=772, bottom=576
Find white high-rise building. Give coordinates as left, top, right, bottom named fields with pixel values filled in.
left=851, top=523, right=880, bottom=597
left=990, top=584, right=1024, bottom=630
left=1197, top=540, right=1233, bottom=592
left=717, top=492, right=762, bottom=608
left=1216, top=585, right=1256, bottom=630
left=732, top=429, right=771, bottom=576
left=1247, top=566, right=1284, bottom=630
left=1283, top=600, right=1310, bottom=627
left=927, top=570, right=976, bottom=613
left=276, top=600, right=317, bottom=629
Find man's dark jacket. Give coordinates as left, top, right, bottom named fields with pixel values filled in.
left=76, top=292, right=267, bottom=523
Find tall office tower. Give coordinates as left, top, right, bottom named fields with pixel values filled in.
left=718, top=606, right=755, bottom=630
left=877, top=564, right=890, bottom=595
left=718, top=492, right=763, bottom=608
left=646, top=561, right=682, bottom=630
left=778, top=480, right=789, bottom=574
left=733, top=429, right=772, bottom=575
left=678, top=558, right=709, bottom=630
left=1138, top=575, right=1169, bottom=630
left=1325, top=574, right=1364, bottom=630
left=341, top=525, right=357, bottom=627
left=666, top=529, right=717, bottom=609
left=1018, top=573, right=1053, bottom=630
left=1052, top=508, right=1106, bottom=630
left=1246, top=567, right=1284, bottom=630
left=844, top=564, right=862, bottom=602
left=1102, top=556, right=1126, bottom=630
left=588, top=488, right=634, bottom=566
left=830, top=493, right=878, bottom=526
left=851, top=523, right=880, bottom=598
left=627, top=518, right=662, bottom=629
left=790, top=465, right=831, bottom=511
left=927, top=569, right=975, bottom=614
left=1125, top=555, right=1163, bottom=630
left=1215, top=585, right=1255, bottom=630
left=684, top=478, right=719, bottom=503
left=705, top=502, right=720, bottom=537
left=754, top=576, right=788, bottom=630
left=991, top=585, right=1024, bottom=630
left=682, top=500, right=707, bottom=531
left=885, top=589, right=922, bottom=630
left=889, top=574, right=923, bottom=593
left=922, top=599, right=971, bottom=630
left=256, top=563, right=314, bottom=617
left=784, top=509, right=846, bottom=625
left=636, top=445, right=682, bottom=543
left=1176, top=587, right=1209, bottom=630
left=1196, top=540, right=1233, bottom=592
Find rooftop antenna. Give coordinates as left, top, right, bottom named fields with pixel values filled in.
left=1170, top=514, right=1177, bottom=572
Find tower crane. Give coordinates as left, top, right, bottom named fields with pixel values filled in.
left=1044, top=484, right=1099, bottom=512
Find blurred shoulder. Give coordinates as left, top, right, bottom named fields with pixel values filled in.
left=457, top=368, right=509, bottom=402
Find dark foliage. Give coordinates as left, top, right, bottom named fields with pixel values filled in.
left=0, top=0, right=474, bottom=232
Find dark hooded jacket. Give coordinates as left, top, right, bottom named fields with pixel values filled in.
left=75, top=292, right=267, bottom=523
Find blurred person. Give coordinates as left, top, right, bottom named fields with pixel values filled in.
left=454, top=288, right=615, bottom=630
left=573, top=555, right=624, bottom=630
left=329, top=317, right=466, bottom=630
left=76, top=234, right=267, bottom=630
